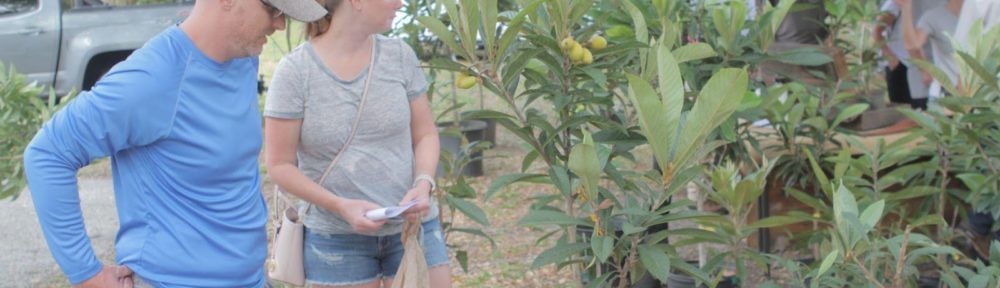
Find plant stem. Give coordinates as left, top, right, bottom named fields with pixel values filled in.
left=451, top=64, right=460, bottom=124
left=851, top=255, right=888, bottom=288
left=937, top=144, right=950, bottom=265
left=938, top=145, right=950, bottom=230
left=891, top=226, right=912, bottom=288
left=617, top=237, right=641, bottom=288
left=977, top=142, right=999, bottom=173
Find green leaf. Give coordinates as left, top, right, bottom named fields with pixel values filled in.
left=497, top=0, right=545, bottom=62
left=480, top=0, right=497, bottom=61
left=899, top=108, right=941, bottom=134
left=907, top=214, right=946, bottom=228
left=748, top=215, right=810, bottom=229
left=485, top=173, right=545, bottom=200
left=805, top=150, right=831, bottom=197
left=449, top=176, right=477, bottom=198
left=416, top=16, right=462, bottom=57
left=825, top=0, right=847, bottom=18
left=771, top=47, right=834, bottom=66
left=670, top=259, right=712, bottom=283
left=445, top=195, right=490, bottom=225
left=580, top=68, right=607, bottom=86
left=859, top=200, right=885, bottom=231
left=969, top=275, right=990, bottom=288
left=835, top=184, right=867, bottom=250
left=787, top=187, right=829, bottom=212
left=911, top=59, right=961, bottom=97
left=831, top=103, right=869, bottom=128
left=591, top=235, right=614, bottom=263
left=621, top=0, right=648, bottom=43
left=991, top=241, right=1000, bottom=265
left=627, top=74, right=671, bottom=172
left=957, top=51, right=1000, bottom=93
left=456, top=250, right=469, bottom=272
left=657, top=37, right=683, bottom=165
left=569, top=131, right=601, bottom=201
left=518, top=210, right=591, bottom=227
left=674, top=68, right=748, bottom=169
left=816, top=250, right=839, bottom=277
left=531, top=242, right=589, bottom=269
left=957, top=173, right=986, bottom=193
left=672, top=43, right=717, bottom=64
left=833, top=184, right=859, bottom=221
left=621, top=222, right=646, bottom=236
left=637, top=244, right=672, bottom=282
left=551, top=166, right=573, bottom=198
left=458, top=0, right=481, bottom=57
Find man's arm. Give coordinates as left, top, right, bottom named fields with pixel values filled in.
left=896, top=0, right=930, bottom=52
left=23, top=58, right=176, bottom=285
left=875, top=12, right=901, bottom=68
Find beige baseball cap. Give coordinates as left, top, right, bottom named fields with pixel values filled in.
left=266, top=0, right=327, bottom=22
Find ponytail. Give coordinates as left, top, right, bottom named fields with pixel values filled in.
left=306, top=0, right=342, bottom=38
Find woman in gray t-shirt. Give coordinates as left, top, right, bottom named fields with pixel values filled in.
left=263, top=0, right=451, bottom=287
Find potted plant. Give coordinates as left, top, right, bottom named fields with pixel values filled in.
left=665, top=159, right=780, bottom=288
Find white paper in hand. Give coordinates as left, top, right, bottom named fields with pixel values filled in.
left=365, top=199, right=418, bottom=221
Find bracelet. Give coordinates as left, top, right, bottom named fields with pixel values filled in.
left=413, top=174, right=436, bottom=191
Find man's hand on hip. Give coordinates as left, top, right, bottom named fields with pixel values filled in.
left=75, top=265, right=133, bottom=288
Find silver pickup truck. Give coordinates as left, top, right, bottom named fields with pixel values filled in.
left=0, top=0, right=192, bottom=96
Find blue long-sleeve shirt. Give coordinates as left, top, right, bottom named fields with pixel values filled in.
left=23, top=26, right=268, bottom=287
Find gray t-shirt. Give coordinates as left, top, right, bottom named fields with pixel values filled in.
left=917, top=6, right=959, bottom=85
left=264, top=35, right=434, bottom=236
left=884, top=0, right=945, bottom=64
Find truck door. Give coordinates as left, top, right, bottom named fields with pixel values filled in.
left=0, top=0, right=59, bottom=87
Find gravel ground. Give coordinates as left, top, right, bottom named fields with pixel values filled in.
left=0, top=162, right=118, bottom=288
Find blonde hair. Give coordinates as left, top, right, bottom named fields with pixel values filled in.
left=306, top=0, right=343, bottom=38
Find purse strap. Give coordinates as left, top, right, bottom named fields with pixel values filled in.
left=277, top=35, right=378, bottom=217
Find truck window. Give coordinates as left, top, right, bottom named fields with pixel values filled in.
left=0, top=0, right=39, bottom=17
left=88, top=0, right=179, bottom=7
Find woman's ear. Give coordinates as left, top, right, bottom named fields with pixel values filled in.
left=219, top=0, right=236, bottom=11
left=348, top=0, right=363, bottom=11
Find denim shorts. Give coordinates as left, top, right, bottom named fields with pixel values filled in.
left=303, top=218, right=450, bottom=286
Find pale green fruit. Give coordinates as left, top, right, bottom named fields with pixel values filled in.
left=569, top=42, right=585, bottom=62
left=457, top=75, right=477, bottom=89
left=589, top=35, right=607, bottom=50
left=560, top=37, right=576, bottom=51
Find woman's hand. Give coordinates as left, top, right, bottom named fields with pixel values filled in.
left=335, top=198, right=386, bottom=234
left=400, top=182, right=432, bottom=223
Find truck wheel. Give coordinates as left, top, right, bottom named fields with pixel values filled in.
left=83, top=51, right=132, bottom=91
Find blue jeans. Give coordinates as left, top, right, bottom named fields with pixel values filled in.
left=303, top=218, right=450, bottom=286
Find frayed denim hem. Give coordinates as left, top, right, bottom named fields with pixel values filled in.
left=307, top=275, right=381, bottom=287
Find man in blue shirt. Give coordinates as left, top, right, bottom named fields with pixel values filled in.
left=23, top=0, right=325, bottom=287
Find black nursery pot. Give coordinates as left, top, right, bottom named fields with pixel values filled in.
left=437, top=120, right=488, bottom=177
left=576, top=220, right=667, bottom=288
left=664, top=261, right=738, bottom=288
